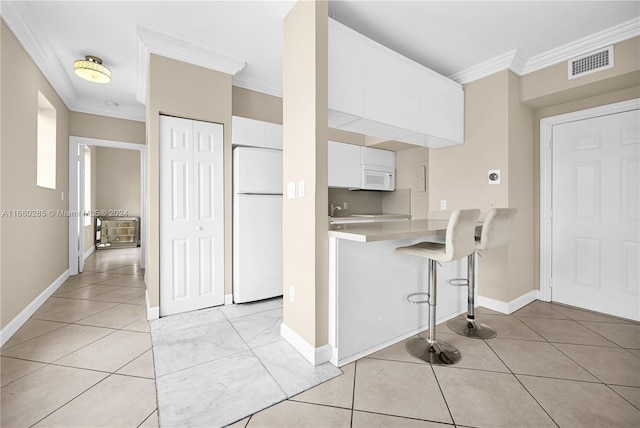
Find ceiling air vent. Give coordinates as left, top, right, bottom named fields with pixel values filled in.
left=568, top=46, right=614, bottom=79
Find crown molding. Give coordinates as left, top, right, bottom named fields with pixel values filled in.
left=136, top=26, right=247, bottom=104
left=232, top=76, right=283, bottom=98
left=448, top=49, right=526, bottom=84
left=1, top=1, right=78, bottom=108
left=449, top=17, right=640, bottom=85
left=522, top=16, right=640, bottom=75
left=71, top=102, right=146, bottom=123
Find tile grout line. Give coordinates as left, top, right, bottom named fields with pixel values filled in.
left=483, top=333, right=562, bottom=428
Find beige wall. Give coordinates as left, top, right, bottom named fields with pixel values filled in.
left=396, top=146, right=430, bottom=219
left=1, top=21, right=70, bottom=328
left=69, top=112, right=145, bottom=145
left=282, top=0, right=329, bottom=347
left=145, top=54, right=232, bottom=309
left=96, top=147, right=141, bottom=218
left=232, top=86, right=282, bottom=124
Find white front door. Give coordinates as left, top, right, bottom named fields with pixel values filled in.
left=552, top=108, right=640, bottom=320
left=160, top=116, right=224, bottom=316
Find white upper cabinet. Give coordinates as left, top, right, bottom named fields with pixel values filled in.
left=328, top=18, right=463, bottom=148
left=328, top=21, right=363, bottom=128
left=328, top=141, right=361, bottom=188
left=232, top=116, right=283, bottom=150
left=361, top=146, right=395, bottom=170
left=420, top=72, right=464, bottom=147
left=265, top=122, right=283, bottom=150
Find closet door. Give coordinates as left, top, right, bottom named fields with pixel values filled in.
left=160, top=115, right=224, bottom=316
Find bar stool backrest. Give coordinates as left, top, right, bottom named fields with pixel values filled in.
left=477, top=208, right=518, bottom=251
left=445, top=209, right=481, bottom=262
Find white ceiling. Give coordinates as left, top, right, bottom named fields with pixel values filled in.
left=3, top=1, right=639, bottom=122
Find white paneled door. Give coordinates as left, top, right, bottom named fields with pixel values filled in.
left=552, top=108, right=640, bottom=320
left=160, top=116, right=224, bottom=316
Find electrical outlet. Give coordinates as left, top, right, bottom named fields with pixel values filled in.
left=289, top=286, right=295, bottom=302
left=440, top=200, right=447, bottom=210
left=298, top=181, right=305, bottom=197
left=489, top=199, right=496, bottom=209
left=343, top=202, right=348, bottom=210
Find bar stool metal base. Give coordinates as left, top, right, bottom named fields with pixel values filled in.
left=405, top=337, right=461, bottom=365
left=447, top=318, right=497, bottom=339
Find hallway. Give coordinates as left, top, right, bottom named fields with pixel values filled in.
left=1, top=248, right=158, bottom=427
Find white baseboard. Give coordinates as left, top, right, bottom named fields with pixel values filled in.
left=145, top=290, right=159, bottom=320
left=83, top=245, right=95, bottom=261
left=0, top=269, right=70, bottom=347
left=280, top=323, right=332, bottom=366
left=477, top=289, right=539, bottom=315
left=225, top=294, right=233, bottom=306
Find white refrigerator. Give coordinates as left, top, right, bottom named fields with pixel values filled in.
left=233, top=147, right=283, bottom=303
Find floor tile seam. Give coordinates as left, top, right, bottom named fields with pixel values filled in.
left=546, top=339, right=622, bottom=349
left=149, top=317, right=230, bottom=338
left=151, top=347, right=250, bottom=380
left=508, top=316, right=549, bottom=341
left=550, top=303, right=638, bottom=324
left=222, top=306, right=283, bottom=322
left=109, top=344, right=155, bottom=375
left=287, top=396, right=353, bottom=412
left=226, top=318, right=290, bottom=399
left=34, top=302, right=122, bottom=324
left=351, top=359, right=358, bottom=411
left=73, top=301, right=137, bottom=325
left=0, top=322, right=71, bottom=351
left=603, top=383, right=640, bottom=411
left=136, top=408, right=160, bottom=428
left=116, top=318, right=152, bottom=333
left=507, top=372, right=562, bottom=427
left=0, top=357, right=50, bottom=389
left=1, top=324, right=118, bottom=361
left=574, top=319, right=638, bottom=348
left=351, top=408, right=458, bottom=426
left=542, top=342, right=612, bottom=386
left=27, top=371, right=115, bottom=427
left=42, top=327, right=121, bottom=364
left=429, top=363, right=456, bottom=425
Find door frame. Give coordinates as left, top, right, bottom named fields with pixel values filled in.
left=68, top=136, right=147, bottom=275
left=538, top=98, right=640, bottom=302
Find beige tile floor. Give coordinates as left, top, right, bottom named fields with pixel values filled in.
left=3, top=248, right=640, bottom=428
left=231, top=302, right=640, bottom=428
left=1, top=248, right=158, bottom=427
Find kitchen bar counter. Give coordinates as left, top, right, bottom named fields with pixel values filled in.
left=329, top=219, right=479, bottom=242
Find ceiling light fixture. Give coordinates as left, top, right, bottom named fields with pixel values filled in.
left=74, top=55, right=111, bottom=83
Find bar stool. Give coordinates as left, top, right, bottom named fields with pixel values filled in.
left=447, top=208, right=518, bottom=339
left=396, top=209, right=480, bottom=365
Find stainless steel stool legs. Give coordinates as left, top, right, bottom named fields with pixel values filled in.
left=406, top=259, right=461, bottom=365
left=447, top=252, right=497, bottom=339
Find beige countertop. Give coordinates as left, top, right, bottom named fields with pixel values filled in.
left=328, top=219, right=452, bottom=243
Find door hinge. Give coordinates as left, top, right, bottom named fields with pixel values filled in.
left=548, top=278, right=553, bottom=288
left=549, top=138, right=553, bottom=150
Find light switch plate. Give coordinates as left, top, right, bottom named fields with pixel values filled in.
left=287, top=182, right=296, bottom=199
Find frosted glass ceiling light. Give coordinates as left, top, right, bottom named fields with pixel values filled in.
left=74, top=55, right=111, bottom=83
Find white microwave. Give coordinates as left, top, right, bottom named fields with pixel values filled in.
left=361, top=166, right=395, bottom=191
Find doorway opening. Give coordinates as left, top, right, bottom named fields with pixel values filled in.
left=68, top=136, right=147, bottom=276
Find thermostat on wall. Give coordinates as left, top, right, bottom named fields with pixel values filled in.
left=488, top=169, right=501, bottom=184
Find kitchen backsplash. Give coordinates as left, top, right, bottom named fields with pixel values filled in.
left=328, top=188, right=411, bottom=216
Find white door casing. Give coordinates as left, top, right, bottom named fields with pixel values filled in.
left=68, top=137, right=147, bottom=276
left=160, top=116, right=224, bottom=316
left=541, top=101, right=639, bottom=320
